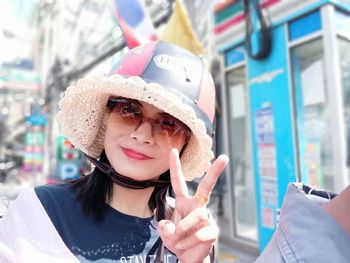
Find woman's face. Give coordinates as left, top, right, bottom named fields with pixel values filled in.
left=104, top=98, right=191, bottom=181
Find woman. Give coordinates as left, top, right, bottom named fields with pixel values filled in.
left=0, top=41, right=229, bottom=262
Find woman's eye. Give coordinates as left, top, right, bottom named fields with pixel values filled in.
left=160, top=117, right=177, bottom=128
left=120, top=103, right=140, bottom=115
left=121, top=106, right=135, bottom=113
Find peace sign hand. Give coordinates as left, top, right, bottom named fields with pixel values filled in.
left=157, top=149, right=229, bottom=263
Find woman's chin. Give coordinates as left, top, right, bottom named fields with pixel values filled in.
left=110, top=160, right=166, bottom=181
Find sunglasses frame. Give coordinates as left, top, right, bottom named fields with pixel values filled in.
left=106, top=97, right=192, bottom=142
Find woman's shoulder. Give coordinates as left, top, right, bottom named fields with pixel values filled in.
left=34, top=183, right=72, bottom=200
left=34, top=183, right=72, bottom=198
left=34, top=183, right=77, bottom=212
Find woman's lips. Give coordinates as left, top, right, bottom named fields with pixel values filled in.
left=122, top=147, right=152, bottom=160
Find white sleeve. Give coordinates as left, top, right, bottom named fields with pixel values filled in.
left=0, top=188, right=79, bottom=263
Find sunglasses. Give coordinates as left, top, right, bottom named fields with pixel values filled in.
left=107, top=97, right=192, bottom=141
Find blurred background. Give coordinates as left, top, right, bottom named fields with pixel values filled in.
left=1, top=0, right=350, bottom=262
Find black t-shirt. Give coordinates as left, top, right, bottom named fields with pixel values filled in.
left=34, top=184, right=177, bottom=262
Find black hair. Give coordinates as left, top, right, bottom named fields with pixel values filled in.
left=70, top=151, right=172, bottom=222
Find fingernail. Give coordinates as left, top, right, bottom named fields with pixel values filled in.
left=165, top=223, right=173, bottom=233
left=162, top=221, right=175, bottom=236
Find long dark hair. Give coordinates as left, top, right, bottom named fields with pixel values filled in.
left=70, top=151, right=172, bottom=222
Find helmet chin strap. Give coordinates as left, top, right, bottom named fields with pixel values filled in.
left=85, top=155, right=171, bottom=189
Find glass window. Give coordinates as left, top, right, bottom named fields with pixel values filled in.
left=338, top=37, right=350, bottom=180
left=291, top=39, right=335, bottom=191
left=335, top=11, right=350, bottom=39
left=226, top=67, right=257, bottom=241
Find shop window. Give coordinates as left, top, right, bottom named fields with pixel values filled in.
left=291, top=38, right=335, bottom=191
left=226, top=66, right=257, bottom=241
left=338, top=37, right=350, bottom=180
left=335, top=10, right=350, bottom=39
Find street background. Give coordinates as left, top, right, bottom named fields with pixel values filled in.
left=1, top=0, right=350, bottom=262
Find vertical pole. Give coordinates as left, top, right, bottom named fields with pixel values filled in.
left=322, top=5, right=348, bottom=192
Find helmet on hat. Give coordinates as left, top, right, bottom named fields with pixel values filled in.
left=56, top=41, right=215, bottom=180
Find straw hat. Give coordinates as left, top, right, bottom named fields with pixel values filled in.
left=56, top=41, right=215, bottom=180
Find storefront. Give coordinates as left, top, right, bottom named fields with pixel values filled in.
left=214, top=0, right=350, bottom=252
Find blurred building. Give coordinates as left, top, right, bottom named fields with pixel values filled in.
left=214, top=0, right=350, bottom=255
left=0, top=0, right=45, bottom=195
left=0, top=0, right=216, bottom=200
left=0, top=0, right=125, bottom=196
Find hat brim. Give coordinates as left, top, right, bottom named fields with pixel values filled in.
left=55, top=74, right=214, bottom=180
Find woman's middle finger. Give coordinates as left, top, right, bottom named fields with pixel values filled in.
left=195, top=154, right=229, bottom=206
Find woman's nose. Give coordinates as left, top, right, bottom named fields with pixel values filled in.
left=130, top=121, right=155, bottom=145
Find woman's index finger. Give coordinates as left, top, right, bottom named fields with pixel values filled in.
left=169, top=148, right=189, bottom=198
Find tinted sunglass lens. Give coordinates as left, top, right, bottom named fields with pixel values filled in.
left=108, top=98, right=192, bottom=139
left=158, top=116, right=190, bottom=137
left=109, top=99, right=142, bottom=126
